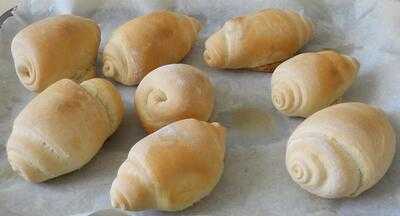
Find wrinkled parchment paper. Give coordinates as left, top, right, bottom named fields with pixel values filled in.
left=1, top=0, right=400, bottom=215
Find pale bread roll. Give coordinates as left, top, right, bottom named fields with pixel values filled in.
left=103, top=10, right=201, bottom=85
left=11, top=15, right=100, bottom=92
left=135, top=64, right=214, bottom=133
left=204, top=9, right=313, bottom=71
left=271, top=51, right=359, bottom=117
left=286, top=102, right=396, bottom=198
left=7, top=78, right=124, bottom=182
left=110, top=119, right=226, bottom=211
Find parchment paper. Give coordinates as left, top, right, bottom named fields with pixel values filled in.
left=1, top=0, right=400, bottom=215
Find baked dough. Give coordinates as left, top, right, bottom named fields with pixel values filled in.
left=134, top=64, right=214, bottom=133
left=271, top=51, right=359, bottom=117
left=102, top=10, right=201, bottom=85
left=110, top=119, right=226, bottom=211
left=11, top=15, right=100, bottom=92
left=203, top=9, right=313, bottom=71
left=6, top=78, right=124, bottom=182
left=286, top=102, right=396, bottom=198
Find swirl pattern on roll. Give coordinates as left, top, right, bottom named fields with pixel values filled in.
left=286, top=102, right=396, bottom=198
left=134, top=64, right=214, bottom=133
left=271, top=51, right=359, bottom=117
left=271, top=79, right=305, bottom=114
left=102, top=39, right=133, bottom=86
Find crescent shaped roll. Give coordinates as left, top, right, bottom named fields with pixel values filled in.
left=6, top=78, right=124, bottom=183
left=286, top=102, right=396, bottom=198
left=271, top=51, right=359, bottom=117
left=110, top=119, right=226, bottom=211
left=134, top=64, right=214, bottom=133
left=203, top=9, right=313, bottom=71
left=11, top=15, right=101, bottom=92
left=102, top=10, right=201, bottom=85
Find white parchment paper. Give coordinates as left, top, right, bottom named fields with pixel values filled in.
left=1, top=0, right=400, bottom=215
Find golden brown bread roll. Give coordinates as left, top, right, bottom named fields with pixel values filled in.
left=271, top=51, right=359, bottom=117
left=134, top=64, right=214, bottom=133
left=110, top=119, right=226, bottom=211
left=6, top=78, right=124, bottom=183
left=286, top=102, right=396, bottom=198
left=102, top=10, right=201, bottom=85
left=11, top=15, right=101, bottom=92
left=203, top=9, right=313, bottom=71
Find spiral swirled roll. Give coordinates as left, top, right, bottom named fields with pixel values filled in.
left=286, top=102, right=396, bottom=198
left=11, top=15, right=100, bottom=92
left=134, top=64, right=214, bottom=133
left=102, top=10, right=201, bottom=85
left=203, top=9, right=313, bottom=71
left=271, top=51, right=359, bottom=117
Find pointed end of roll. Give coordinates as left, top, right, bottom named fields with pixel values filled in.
left=110, top=186, right=131, bottom=210
left=110, top=172, right=155, bottom=211
left=203, top=29, right=227, bottom=68
left=203, top=46, right=224, bottom=68
left=7, top=149, right=48, bottom=183
left=203, top=49, right=214, bottom=66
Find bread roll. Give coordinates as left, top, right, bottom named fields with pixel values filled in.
left=6, top=78, right=124, bottom=183
left=11, top=15, right=100, bottom=92
left=135, top=64, right=214, bottom=133
left=286, top=102, right=396, bottom=198
left=110, top=119, right=226, bottom=211
left=102, top=10, right=201, bottom=85
left=271, top=51, right=359, bottom=117
left=203, top=9, right=313, bottom=71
